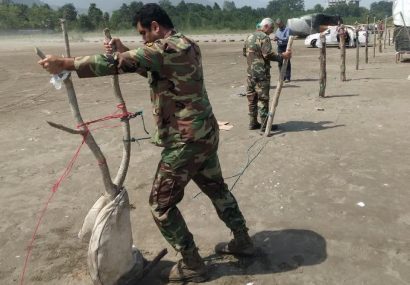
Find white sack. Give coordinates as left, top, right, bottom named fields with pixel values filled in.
left=78, top=195, right=111, bottom=241
left=88, top=188, right=144, bottom=285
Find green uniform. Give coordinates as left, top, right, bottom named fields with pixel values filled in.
left=243, top=31, right=282, bottom=125
left=74, top=31, right=247, bottom=251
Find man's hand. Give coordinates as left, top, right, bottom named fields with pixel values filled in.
left=38, top=55, right=74, bottom=74
left=103, top=38, right=129, bottom=54
left=282, top=49, right=292, bottom=60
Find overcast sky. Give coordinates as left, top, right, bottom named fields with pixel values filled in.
left=41, top=0, right=383, bottom=11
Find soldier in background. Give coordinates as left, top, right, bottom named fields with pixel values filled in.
left=39, top=3, right=254, bottom=283
left=243, top=17, right=291, bottom=131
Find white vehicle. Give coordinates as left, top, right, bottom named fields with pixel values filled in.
left=304, top=25, right=373, bottom=48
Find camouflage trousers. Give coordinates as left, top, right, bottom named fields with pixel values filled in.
left=246, top=77, right=270, bottom=125
left=149, top=127, right=247, bottom=251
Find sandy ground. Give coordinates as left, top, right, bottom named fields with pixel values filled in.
left=0, top=34, right=410, bottom=285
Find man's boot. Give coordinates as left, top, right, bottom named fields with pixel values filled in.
left=249, top=116, right=261, bottom=130
left=161, top=247, right=208, bottom=283
left=215, top=228, right=255, bottom=256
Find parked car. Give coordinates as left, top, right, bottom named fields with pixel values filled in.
left=304, top=25, right=373, bottom=48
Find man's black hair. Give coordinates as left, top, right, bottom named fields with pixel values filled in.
left=132, top=3, right=174, bottom=29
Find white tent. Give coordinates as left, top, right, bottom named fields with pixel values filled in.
left=393, top=0, right=410, bottom=26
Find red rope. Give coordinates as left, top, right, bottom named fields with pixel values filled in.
left=19, top=131, right=88, bottom=285
left=20, top=104, right=133, bottom=284
left=77, top=104, right=132, bottom=129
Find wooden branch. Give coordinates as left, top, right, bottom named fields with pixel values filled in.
left=264, top=36, right=294, bottom=136
left=104, top=28, right=131, bottom=189
left=142, top=248, right=168, bottom=278
left=59, top=19, right=117, bottom=199
left=383, top=16, right=387, bottom=49
left=355, top=28, right=360, bottom=70
left=340, top=32, right=346, bottom=82
left=47, top=121, right=85, bottom=135
left=319, top=34, right=326, bottom=98
left=373, top=17, right=376, bottom=58
left=365, top=16, right=369, bottom=64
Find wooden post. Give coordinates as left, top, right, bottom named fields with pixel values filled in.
left=263, top=36, right=294, bottom=136
left=383, top=16, right=387, bottom=49
left=388, top=29, right=391, bottom=46
left=373, top=17, right=376, bottom=58
left=356, top=28, right=360, bottom=70
left=340, top=30, right=346, bottom=81
left=319, top=34, right=326, bottom=98
left=378, top=20, right=383, bottom=53
left=365, top=16, right=369, bottom=64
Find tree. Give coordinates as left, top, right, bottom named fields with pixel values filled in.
left=223, top=1, right=236, bottom=12
left=77, top=14, right=93, bottom=31
left=58, top=3, right=77, bottom=22
left=313, top=4, right=324, bottom=13
left=88, top=3, right=103, bottom=29
left=370, top=1, right=392, bottom=19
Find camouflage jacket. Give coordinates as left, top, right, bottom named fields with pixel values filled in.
left=74, top=32, right=216, bottom=148
left=243, top=31, right=282, bottom=81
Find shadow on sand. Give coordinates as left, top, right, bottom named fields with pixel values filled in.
left=323, top=94, right=359, bottom=98
left=271, top=120, right=344, bottom=135
left=139, top=229, right=327, bottom=284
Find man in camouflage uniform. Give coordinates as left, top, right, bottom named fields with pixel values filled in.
left=39, top=3, right=253, bottom=283
left=243, top=17, right=291, bottom=131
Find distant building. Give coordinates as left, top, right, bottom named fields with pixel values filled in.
left=326, top=0, right=360, bottom=7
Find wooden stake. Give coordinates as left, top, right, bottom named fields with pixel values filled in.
left=355, top=28, right=360, bottom=70
left=365, top=16, right=369, bottom=64
left=340, top=31, right=346, bottom=82
left=388, top=29, right=391, bottom=46
left=263, top=36, right=294, bottom=136
left=319, top=33, right=326, bottom=98
left=378, top=21, right=383, bottom=53
left=373, top=17, right=376, bottom=58
left=383, top=16, right=387, bottom=49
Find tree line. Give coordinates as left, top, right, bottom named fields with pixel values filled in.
left=0, top=0, right=393, bottom=33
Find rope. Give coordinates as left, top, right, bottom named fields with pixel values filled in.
left=19, top=105, right=146, bottom=284
left=19, top=131, right=89, bottom=285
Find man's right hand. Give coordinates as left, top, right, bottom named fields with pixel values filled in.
left=103, top=38, right=130, bottom=54
left=282, top=50, right=292, bottom=60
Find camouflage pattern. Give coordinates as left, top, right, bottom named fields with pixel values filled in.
left=243, top=31, right=282, bottom=124
left=243, top=31, right=281, bottom=81
left=74, top=31, right=215, bottom=148
left=246, top=78, right=270, bottom=125
left=149, top=123, right=247, bottom=251
left=74, top=31, right=248, bottom=252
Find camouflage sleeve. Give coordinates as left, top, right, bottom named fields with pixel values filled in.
left=260, top=36, right=282, bottom=62
left=74, top=45, right=162, bottom=78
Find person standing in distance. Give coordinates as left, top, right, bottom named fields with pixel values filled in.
left=274, top=18, right=292, bottom=83
left=243, top=17, right=291, bottom=131
left=38, top=3, right=254, bottom=283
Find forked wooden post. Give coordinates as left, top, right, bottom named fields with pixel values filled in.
left=365, top=16, right=369, bottom=64
left=340, top=31, right=346, bottom=81
left=355, top=28, right=360, bottom=70
left=319, top=33, right=326, bottom=98
left=263, top=36, right=294, bottom=136
left=36, top=19, right=118, bottom=199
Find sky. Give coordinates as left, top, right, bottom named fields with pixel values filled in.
left=40, top=0, right=383, bottom=11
